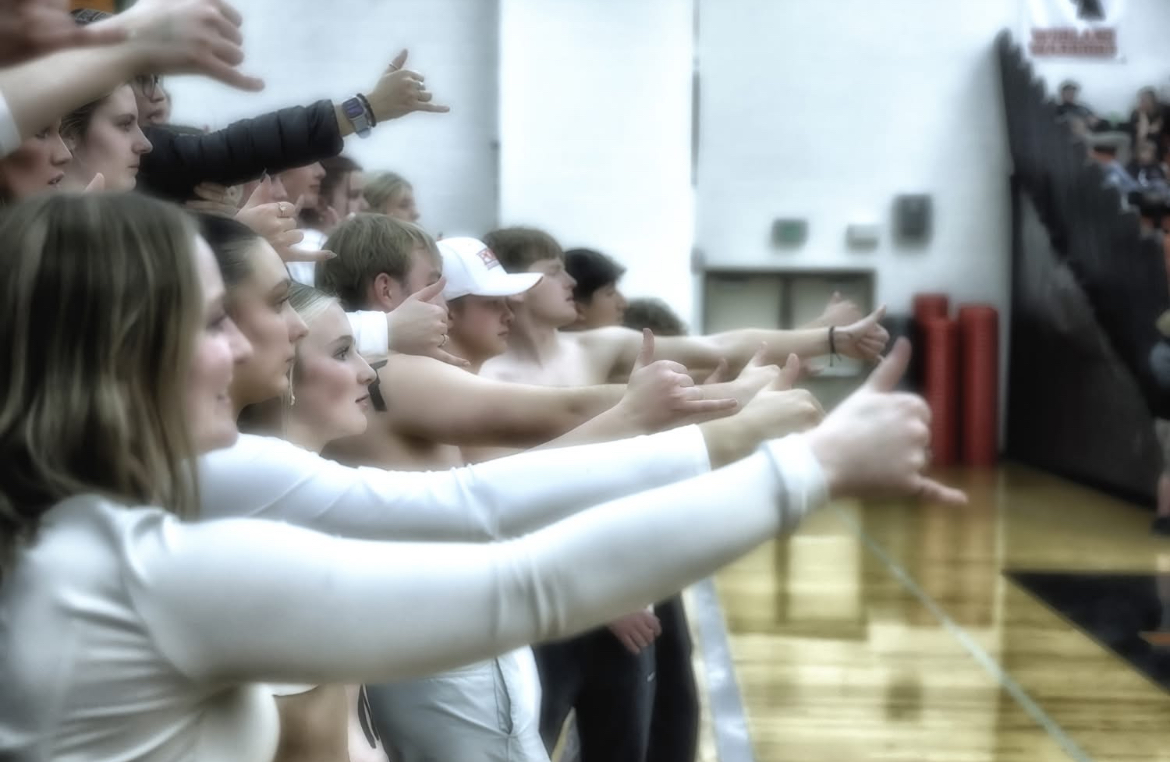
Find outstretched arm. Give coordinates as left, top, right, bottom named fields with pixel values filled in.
left=379, top=354, right=623, bottom=447
left=0, top=0, right=260, bottom=154
left=136, top=436, right=826, bottom=685
left=197, top=426, right=711, bottom=542
left=580, top=307, right=889, bottom=381
left=140, top=49, right=447, bottom=201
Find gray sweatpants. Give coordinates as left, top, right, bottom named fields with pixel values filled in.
left=366, top=647, right=549, bottom=762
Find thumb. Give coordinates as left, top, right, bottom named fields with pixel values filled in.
left=390, top=49, right=409, bottom=71
left=411, top=277, right=447, bottom=304
left=433, top=347, right=471, bottom=368
left=913, top=476, right=969, bottom=506
left=242, top=176, right=272, bottom=209
left=703, top=358, right=730, bottom=386
left=84, top=173, right=105, bottom=193
left=292, top=194, right=306, bottom=218
left=633, top=329, right=655, bottom=370
left=746, top=342, right=768, bottom=368
left=774, top=353, right=801, bottom=390
left=864, top=336, right=911, bottom=392
left=830, top=291, right=843, bottom=304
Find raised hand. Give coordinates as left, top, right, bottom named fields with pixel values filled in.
left=702, top=345, right=781, bottom=410
left=112, top=0, right=263, bottom=91
left=773, top=353, right=802, bottom=390
left=833, top=305, right=890, bottom=362
left=607, top=610, right=662, bottom=655
left=364, top=49, right=451, bottom=123
left=807, top=291, right=864, bottom=329
left=387, top=278, right=469, bottom=368
left=735, top=375, right=825, bottom=442
left=805, top=338, right=966, bottom=505
left=235, top=181, right=333, bottom=264
left=621, top=330, right=739, bottom=432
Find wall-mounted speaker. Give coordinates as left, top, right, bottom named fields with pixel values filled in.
left=771, top=218, right=808, bottom=249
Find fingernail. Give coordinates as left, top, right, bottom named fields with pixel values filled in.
left=324, top=251, right=337, bottom=259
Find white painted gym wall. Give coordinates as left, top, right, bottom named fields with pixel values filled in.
left=165, top=0, right=500, bottom=241
left=695, top=0, right=1017, bottom=322
left=497, top=0, right=697, bottom=324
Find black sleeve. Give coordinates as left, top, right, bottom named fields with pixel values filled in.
left=138, top=99, right=344, bottom=202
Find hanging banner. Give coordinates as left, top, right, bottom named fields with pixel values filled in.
left=1026, top=0, right=1124, bottom=60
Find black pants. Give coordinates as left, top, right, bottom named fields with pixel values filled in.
left=647, top=596, right=699, bottom=762
left=534, top=625, right=656, bottom=762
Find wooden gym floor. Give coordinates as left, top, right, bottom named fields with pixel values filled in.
left=689, top=463, right=1170, bottom=762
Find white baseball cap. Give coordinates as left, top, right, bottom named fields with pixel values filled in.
left=439, top=237, right=543, bottom=300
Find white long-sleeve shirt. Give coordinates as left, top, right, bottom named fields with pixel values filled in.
left=201, top=428, right=712, bottom=700
left=197, top=428, right=712, bottom=541
left=0, top=436, right=825, bottom=762
left=349, top=310, right=389, bottom=358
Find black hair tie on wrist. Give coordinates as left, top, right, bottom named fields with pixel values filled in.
left=828, top=326, right=837, bottom=367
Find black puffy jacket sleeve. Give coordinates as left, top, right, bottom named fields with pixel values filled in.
left=138, top=99, right=344, bottom=202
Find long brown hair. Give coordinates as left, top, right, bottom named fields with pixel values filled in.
left=0, top=193, right=201, bottom=568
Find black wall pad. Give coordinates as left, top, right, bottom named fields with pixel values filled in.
left=1007, top=185, right=1161, bottom=501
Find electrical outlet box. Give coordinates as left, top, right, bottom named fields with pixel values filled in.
left=846, top=223, right=880, bottom=250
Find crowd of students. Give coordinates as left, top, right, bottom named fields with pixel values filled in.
left=0, top=2, right=965, bottom=761
left=1059, top=79, right=1170, bottom=222
left=1056, top=79, right=1170, bottom=535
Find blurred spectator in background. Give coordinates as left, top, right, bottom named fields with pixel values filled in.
left=564, top=247, right=628, bottom=331
left=1056, top=80, right=1103, bottom=133
left=1130, top=87, right=1167, bottom=158
left=624, top=298, right=688, bottom=337
left=131, top=74, right=171, bottom=126
left=364, top=170, right=419, bottom=222
left=1127, top=139, right=1168, bottom=191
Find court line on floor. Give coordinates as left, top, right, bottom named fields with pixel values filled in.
left=831, top=505, right=1095, bottom=762
left=691, top=578, right=756, bottom=762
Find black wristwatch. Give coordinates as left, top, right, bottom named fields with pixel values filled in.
left=343, top=95, right=373, bottom=138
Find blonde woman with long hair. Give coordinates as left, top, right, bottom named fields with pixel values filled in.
left=240, top=282, right=388, bottom=762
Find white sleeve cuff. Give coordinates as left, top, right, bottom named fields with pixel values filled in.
left=348, top=310, right=389, bottom=358
left=762, top=435, right=828, bottom=524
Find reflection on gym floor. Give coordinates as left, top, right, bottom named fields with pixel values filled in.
left=706, top=464, right=1170, bottom=761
